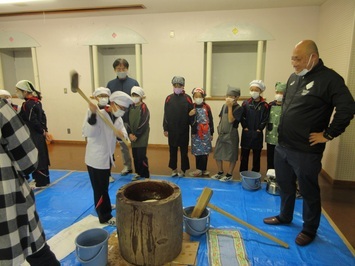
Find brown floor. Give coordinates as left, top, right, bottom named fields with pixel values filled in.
left=47, top=143, right=355, bottom=249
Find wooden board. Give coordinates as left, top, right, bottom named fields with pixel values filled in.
left=108, top=232, right=199, bottom=266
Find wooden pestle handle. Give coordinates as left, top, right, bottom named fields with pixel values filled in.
left=190, top=187, right=213, bottom=218
left=207, top=203, right=289, bottom=249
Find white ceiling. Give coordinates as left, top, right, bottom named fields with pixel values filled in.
left=0, top=0, right=327, bottom=18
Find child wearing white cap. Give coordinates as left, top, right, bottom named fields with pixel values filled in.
left=0, top=89, right=18, bottom=111
left=16, top=80, right=51, bottom=188
left=123, top=86, right=150, bottom=181
left=89, top=87, right=116, bottom=183
left=83, top=90, right=133, bottom=226
left=240, top=80, right=269, bottom=173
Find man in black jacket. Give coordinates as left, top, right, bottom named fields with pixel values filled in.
left=263, top=40, right=354, bottom=246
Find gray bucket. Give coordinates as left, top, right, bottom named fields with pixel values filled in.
left=75, top=228, right=109, bottom=266
left=183, top=206, right=210, bottom=236
left=240, top=171, right=261, bottom=191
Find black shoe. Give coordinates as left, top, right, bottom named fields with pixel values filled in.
left=263, top=216, right=291, bottom=225
left=295, top=231, right=315, bottom=246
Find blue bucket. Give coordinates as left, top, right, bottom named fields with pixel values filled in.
left=240, top=171, right=261, bottom=191
left=183, top=206, right=210, bottom=236
left=75, top=228, right=109, bottom=266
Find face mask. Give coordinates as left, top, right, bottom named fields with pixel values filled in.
left=132, top=96, right=141, bottom=104
left=98, top=97, right=108, bottom=106
left=250, top=91, right=260, bottom=99
left=113, top=109, right=125, bottom=117
left=296, top=54, right=314, bottom=76
left=194, top=98, right=203, bottom=105
left=16, top=92, right=24, bottom=99
left=174, top=87, right=183, bottom=95
left=275, top=94, right=283, bottom=102
left=117, top=71, right=127, bottom=79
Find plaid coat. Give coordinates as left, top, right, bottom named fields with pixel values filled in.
left=0, top=100, right=46, bottom=265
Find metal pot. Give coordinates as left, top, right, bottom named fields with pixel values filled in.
left=266, top=177, right=280, bottom=195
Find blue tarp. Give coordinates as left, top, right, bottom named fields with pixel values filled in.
left=34, top=170, right=354, bottom=266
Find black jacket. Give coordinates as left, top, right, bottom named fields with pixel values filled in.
left=278, top=59, right=355, bottom=153
left=163, top=92, right=193, bottom=147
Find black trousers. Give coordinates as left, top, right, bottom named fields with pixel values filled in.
left=195, top=155, right=208, bottom=171
left=168, top=145, right=190, bottom=172
left=33, top=169, right=50, bottom=187
left=267, top=143, right=276, bottom=170
left=132, top=147, right=150, bottom=178
left=274, top=145, right=322, bottom=235
left=87, top=165, right=112, bottom=223
left=26, top=243, right=60, bottom=266
left=239, top=148, right=262, bottom=172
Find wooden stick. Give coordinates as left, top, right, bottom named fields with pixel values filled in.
left=76, top=88, right=130, bottom=147
left=207, top=203, right=289, bottom=249
left=190, top=187, right=213, bottom=218
left=70, top=70, right=129, bottom=146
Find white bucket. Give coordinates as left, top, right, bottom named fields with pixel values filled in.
left=183, top=206, right=210, bottom=236
left=75, top=228, right=109, bottom=266
left=240, top=171, right=261, bottom=191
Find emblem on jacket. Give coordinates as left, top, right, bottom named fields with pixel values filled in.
left=302, top=81, right=314, bottom=95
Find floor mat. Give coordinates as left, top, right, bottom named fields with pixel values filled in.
left=31, top=171, right=354, bottom=265
left=208, top=229, right=249, bottom=266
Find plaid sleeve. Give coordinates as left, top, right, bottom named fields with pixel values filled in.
left=0, top=101, right=38, bottom=175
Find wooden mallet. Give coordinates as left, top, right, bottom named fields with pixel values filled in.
left=70, top=70, right=130, bottom=146
left=190, top=187, right=213, bottom=218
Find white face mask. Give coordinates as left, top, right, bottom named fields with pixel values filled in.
left=296, top=54, right=314, bottom=76
left=117, top=71, right=127, bottom=79
left=194, top=98, right=203, bottom=105
left=16, top=92, right=25, bottom=99
left=98, top=97, right=109, bottom=106
left=250, top=91, right=260, bottom=99
left=113, top=109, right=125, bottom=117
left=132, top=96, right=141, bottom=104
left=275, top=94, right=283, bottom=102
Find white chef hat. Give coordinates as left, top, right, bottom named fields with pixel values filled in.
left=131, top=86, right=145, bottom=98
left=0, top=90, right=12, bottom=97
left=16, top=80, right=35, bottom=92
left=110, top=91, right=133, bottom=108
left=249, top=80, right=266, bottom=91
left=93, top=87, right=111, bottom=97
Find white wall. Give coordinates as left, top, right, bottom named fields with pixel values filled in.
left=1, top=7, right=320, bottom=145
left=317, top=0, right=355, bottom=181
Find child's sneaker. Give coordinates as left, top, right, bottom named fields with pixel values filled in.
left=220, top=174, right=233, bottom=182
left=131, top=174, right=141, bottom=181
left=171, top=169, right=178, bottom=177
left=121, top=166, right=132, bottom=176
left=211, top=172, right=224, bottom=180
left=105, top=217, right=116, bottom=226
left=109, top=176, right=115, bottom=183
left=179, top=171, right=185, bottom=177
left=202, top=171, right=210, bottom=176
left=189, top=170, right=202, bottom=177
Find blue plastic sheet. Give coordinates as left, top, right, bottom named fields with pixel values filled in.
left=34, top=170, right=354, bottom=266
